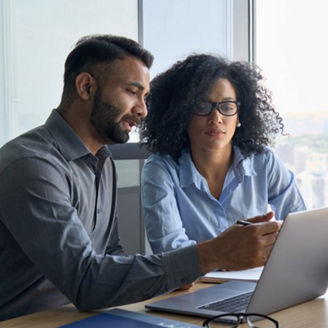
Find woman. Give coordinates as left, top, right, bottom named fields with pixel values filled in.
left=141, top=54, right=306, bottom=254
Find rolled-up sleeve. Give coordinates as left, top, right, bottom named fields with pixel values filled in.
left=0, top=157, right=200, bottom=311
left=266, top=150, right=307, bottom=219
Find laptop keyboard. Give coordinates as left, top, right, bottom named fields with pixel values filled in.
left=199, top=291, right=253, bottom=313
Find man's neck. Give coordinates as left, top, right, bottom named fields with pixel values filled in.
left=56, top=105, right=106, bottom=156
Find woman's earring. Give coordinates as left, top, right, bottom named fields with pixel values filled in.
left=236, top=122, right=241, bottom=127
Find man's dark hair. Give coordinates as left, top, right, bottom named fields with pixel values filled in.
left=141, top=54, right=284, bottom=161
left=60, top=34, right=154, bottom=107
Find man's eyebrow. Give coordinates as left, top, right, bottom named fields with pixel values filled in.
left=127, top=82, right=145, bottom=90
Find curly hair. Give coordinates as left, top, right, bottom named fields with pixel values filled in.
left=141, top=54, right=284, bottom=161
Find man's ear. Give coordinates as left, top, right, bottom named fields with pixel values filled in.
left=75, top=72, right=96, bottom=101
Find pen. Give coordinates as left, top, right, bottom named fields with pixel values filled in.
left=236, top=220, right=253, bottom=226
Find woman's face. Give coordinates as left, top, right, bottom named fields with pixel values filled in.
left=187, top=78, right=239, bottom=153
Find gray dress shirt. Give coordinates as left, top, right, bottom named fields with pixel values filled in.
left=0, top=110, right=200, bottom=321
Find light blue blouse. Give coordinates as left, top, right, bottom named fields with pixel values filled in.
left=141, top=146, right=307, bottom=253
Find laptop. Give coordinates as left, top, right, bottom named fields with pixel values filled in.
left=146, top=207, right=328, bottom=321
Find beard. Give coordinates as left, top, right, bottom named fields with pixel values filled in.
left=90, top=89, right=133, bottom=144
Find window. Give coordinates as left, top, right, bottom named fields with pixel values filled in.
left=0, top=0, right=139, bottom=146
left=142, top=0, right=234, bottom=77
left=0, top=0, right=249, bottom=146
left=256, top=0, right=328, bottom=209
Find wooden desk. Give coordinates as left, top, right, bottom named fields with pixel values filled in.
left=1, top=283, right=328, bottom=328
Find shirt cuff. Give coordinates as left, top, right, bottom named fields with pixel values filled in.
left=162, top=245, right=201, bottom=289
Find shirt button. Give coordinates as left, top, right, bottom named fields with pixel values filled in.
left=97, top=209, right=101, bottom=214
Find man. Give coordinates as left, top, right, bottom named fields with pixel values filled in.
left=0, top=35, right=279, bottom=321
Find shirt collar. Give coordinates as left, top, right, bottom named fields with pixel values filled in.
left=231, top=145, right=257, bottom=180
left=45, top=110, right=92, bottom=161
left=179, top=149, right=207, bottom=190
left=179, top=146, right=257, bottom=189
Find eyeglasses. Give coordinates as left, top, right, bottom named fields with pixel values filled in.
left=202, top=313, right=279, bottom=328
left=193, top=101, right=240, bottom=116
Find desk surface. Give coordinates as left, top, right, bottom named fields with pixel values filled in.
left=1, top=283, right=328, bottom=328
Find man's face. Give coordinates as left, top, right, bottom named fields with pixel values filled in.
left=90, top=57, right=150, bottom=144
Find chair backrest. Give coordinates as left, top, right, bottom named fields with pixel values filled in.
left=109, top=143, right=151, bottom=254
left=109, top=143, right=150, bottom=160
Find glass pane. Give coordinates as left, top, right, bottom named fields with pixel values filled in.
left=143, top=0, right=233, bottom=77
left=0, top=0, right=138, bottom=146
left=256, top=0, right=328, bottom=209
left=246, top=314, right=277, bottom=328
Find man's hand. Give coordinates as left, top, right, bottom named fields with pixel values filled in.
left=196, top=212, right=281, bottom=274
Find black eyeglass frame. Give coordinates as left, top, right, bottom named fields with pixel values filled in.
left=193, top=100, right=240, bottom=117
left=202, top=312, right=279, bottom=328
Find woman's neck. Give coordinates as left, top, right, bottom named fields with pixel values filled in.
left=190, top=144, right=233, bottom=199
left=191, top=144, right=232, bottom=179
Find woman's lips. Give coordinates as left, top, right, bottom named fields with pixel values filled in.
left=205, top=130, right=225, bottom=136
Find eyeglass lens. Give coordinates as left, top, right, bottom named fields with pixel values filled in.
left=204, top=314, right=278, bottom=328
left=194, top=101, right=238, bottom=116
